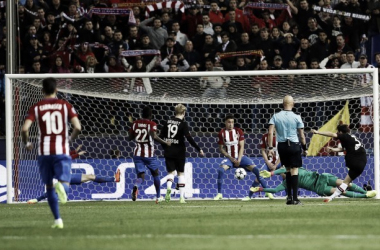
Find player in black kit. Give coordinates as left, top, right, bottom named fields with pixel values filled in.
left=311, top=124, right=369, bottom=202
left=160, top=104, right=204, bottom=203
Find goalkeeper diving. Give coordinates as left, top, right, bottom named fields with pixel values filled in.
left=251, top=167, right=377, bottom=198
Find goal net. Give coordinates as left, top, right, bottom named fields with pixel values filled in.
left=5, top=69, right=379, bottom=203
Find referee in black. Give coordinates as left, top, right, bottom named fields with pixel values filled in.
left=267, top=95, right=308, bottom=205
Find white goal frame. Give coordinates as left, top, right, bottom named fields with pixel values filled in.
left=5, top=68, right=379, bottom=203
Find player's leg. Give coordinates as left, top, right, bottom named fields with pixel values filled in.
left=70, top=173, right=83, bottom=185
left=334, top=177, right=366, bottom=194
left=146, top=157, right=163, bottom=203
left=164, top=158, right=176, bottom=202
left=132, top=156, right=146, bottom=201
left=244, top=158, right=271, bottom=200
left=214, top=159, right=231, bottom=200
left=53, top=155, right=72, bottom=205
left=82, top=172, right=119, bottom=183
left=277, top=143, right=293, bottom=205
left=176, top=158, right=186, bottom=203
left=27, top=192, right=48, bottom=204
left=290, top=167, right=301, bottom=204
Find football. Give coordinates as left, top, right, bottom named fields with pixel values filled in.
left=234, top=168, right=247, bottom=180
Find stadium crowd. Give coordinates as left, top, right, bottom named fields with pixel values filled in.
left=1, top=0, right=380, bottom=135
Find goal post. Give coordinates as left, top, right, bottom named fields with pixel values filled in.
left=5, top=68, right=379, bottom=203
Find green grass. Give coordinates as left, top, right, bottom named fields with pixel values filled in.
left=1, top=199, right=380, bottom=250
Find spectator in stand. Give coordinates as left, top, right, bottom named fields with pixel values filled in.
left=161, top=12, right=173, bottom=33
left=213, top=23, right=223, bottom=44
left=298, top=59, right=308, bottom=69
left=226, top=24, right=241, bottom=45
left=75, top=54, right=106, bottom=73
left=271, top=27, right=283, bottom=44
left=237, top=32, right=256, bottom=66
left=49, top=56, right=71, bottom=73
left=160, top=37, right=182, bottom=59
left=209, top=1, right=224, bottom=25
left=108, top=30, right=129, bottom=58
left=24, top=35, right=48, bottom=73
left=340, top=50, right=360, bottom=68
left=224, top=0, right=250, bottom=32
left=252, top=59, right=278, bottom=97
left=223, top=10, right=244, bottom=34
left=71, top=42, right=95, bottom=70
left=340, top=52, right=348, bottom=64
left=182, top=6, right=203, bottom=39
left=318, top=15, right=343, bottom=43
left=294, top=38, right=312, bottom=66
left=105, top=55, right=127, bottom=73
left=202, top=14, right=214, bottom=35
left=101, top=26, right=114, bottom=45
left=310, top=30, right=330, bottom=62
left=161, top=53, right=190, bottom=72
left=168, top=32, right=185, bottom=53
left=78, top=19, right=101, bottom=43
left=189, top=64, right=198, bottom=71
left=288, top=58, right=298, bottom=69
left=291, top=24, right=301, bottom=39
left=249, top=23, right=261, bottom=46
left=310, top=58, right=321, bottom=69
left=281, top=21, right=292, bottom=35
left=29, top=60, right=47, bottom=74
left=24, top=25, right=38, bottom=48
left=215, top=32, right=237, bottom=70
left=329, top=33, right=353, bottom=55
left=257, top=28, right=277, bottom=64
left=231, top=56, right=254, bottom=71
left=341, top=16, right=361, bottom=53
left=42, top=12, right=60, bottom=40
left=103, top=15, right=122, bottom=32
left=42, top=31, right=54, bottom=54
left=368, top=1, right=380, bottom=34
left=286, top=0, right=316, bottom=33
left=24, top=0, right=39, bottom=12
left=168, top=64, right=180, bottom=72
left=172, top=21, right=188, bottom=47
left=183, top=41, right=201, bottom=69
left=319, top=54, right=341, bottom=69
left=192, top=24, right=207, bottom=54
left=132, top=6, right=145, bottom=21
left=126, top=25, right=142, bottom=51
left=49, top=0, right=68, bottom=17
left=303, top=17, right=324, bottom=45
left=33, top=17, right=44, bottom=38
left=375, top=52, right=380, bottom=67
left=139, top=17, right=168, bottom=50
left=202, top=34, right=217, bottom=61
left=272, top=55, right=285, bottom=70
left=248, top=9, right=288, bottom=32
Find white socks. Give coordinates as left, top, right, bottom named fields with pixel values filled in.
left=178, top=175, right=185, bottom=199
left=167, top=174, right=174, bottom=190
left=330, top=183, right=348, bottom=199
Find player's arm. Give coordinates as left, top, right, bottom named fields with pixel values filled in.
left=21, top=119, right=33, bottom=150
left=327, top=146, right=344, bottom=153
left=311, top=129, right=338, bottom=138
left=219, top=144, right=236, bottom=162
left=70, top=116, right=82, bottom=142
left=151, top=130, right=171, bottom=146
left=237, top=139, right=244, bottom=165
left=298, top=127, right=308, bottom=155
left=186, top=134, right=204, bottom=156
left=267, top=124, right=275, bottom=157
left=261, top=147, right=273, bottom=168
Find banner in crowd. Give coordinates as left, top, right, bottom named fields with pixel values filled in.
left=120, top=49, right=160, bottom=57
left=244, top=2, right=292, bottom=18
left=308, top=100, right=350, bottom=156
left=88, top=8, right=136, bottom=24
left=313, top=6, right=370, bottom=21
left=217, top=50, right=263, bottom=59
left=145, top=1, right=185, bottom=17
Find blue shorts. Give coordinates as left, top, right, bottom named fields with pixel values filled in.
left=133, top=156, right=160, bottom=175
left=38, top=155, right=72, bottom=185
left=70, top=173, right=83, bottom=185
left=219, top=155, right=254, bottom=169
left=262, top=163, right=282, bottom=171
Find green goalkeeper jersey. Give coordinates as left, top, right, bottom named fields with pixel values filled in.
left=274, top=168, right=319, bottom=191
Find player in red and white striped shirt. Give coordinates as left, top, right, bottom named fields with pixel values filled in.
left=214, top=114, right=267, bottom=200
left=128, top=106, right=171, bottom=203
left=22, top=77, right=81, bottom=229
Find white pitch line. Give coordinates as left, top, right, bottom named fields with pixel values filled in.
left=2, top=234, right=380, bottom=240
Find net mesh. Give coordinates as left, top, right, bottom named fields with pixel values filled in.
left=9, top=71, right=378, bottom=201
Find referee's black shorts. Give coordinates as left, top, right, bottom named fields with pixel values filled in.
left=165, top=157, right=186, bottom=173
left=346, top=154, right=367, bottom=180
left=278, top=140, right=302, bottom=168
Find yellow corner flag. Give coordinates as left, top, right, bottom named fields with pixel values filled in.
left=307, top=101, right=350, bottom=156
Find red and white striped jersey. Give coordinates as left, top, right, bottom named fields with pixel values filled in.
left=218, top=127, right=244, bottom=159
left=129, top=119, right=157, bottom=157
left=260, top=133, right=278, bottom=164
left=25, top=98, right=78, bottom=156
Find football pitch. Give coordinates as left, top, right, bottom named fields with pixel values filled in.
left=1, top=199, right=380, bottom=250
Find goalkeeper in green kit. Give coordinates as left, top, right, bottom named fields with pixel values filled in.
left=251, top=167, right=377, bottom=198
